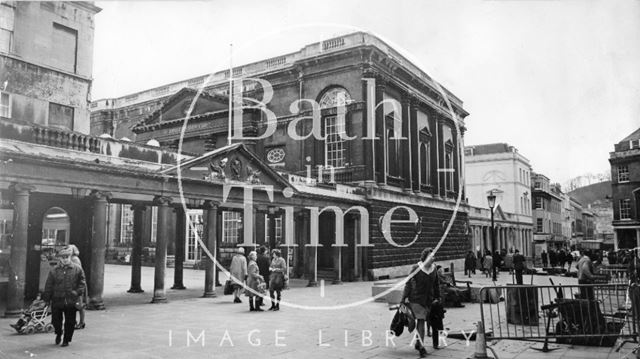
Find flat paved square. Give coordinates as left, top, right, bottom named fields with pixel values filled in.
left=0, top=265, right=637, bottom=358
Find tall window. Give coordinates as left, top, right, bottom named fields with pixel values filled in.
left=618, top=165, right=629, bottom=183
left=0, top=92, right=10, bottom=118
left=49, top=102, right=74, bottom=130
left=536, top=218, right=543, bottom=232
left=324, top=116, right=345, bottom=168
left=445, top=151, right=453, bottom=191
left=222, top=211, right=241, bottom=244
left=386, top=125, right=401, bottom=176
left=535, top=197, right=543, bottom=209
left=186, top=210, right=203, bottom=261
left=120, top=204, right=133, bottom=244
left=419, top=142, right=431, bottom=186
left=0, top=4, right=14, bottom=53
left=51, top=23, right=78, bottom=73
left=264, top=215, right=283, bottom=244
left=620, top=199, right=631, bottom=220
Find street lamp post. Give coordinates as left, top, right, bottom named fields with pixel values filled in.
left=487, top=192, right=497, bottom=281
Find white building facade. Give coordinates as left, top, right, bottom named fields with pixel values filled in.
left=465, top=143, right=534, bottom=257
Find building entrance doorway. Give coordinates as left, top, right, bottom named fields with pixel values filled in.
left=39, top=207, right=70, bottom=290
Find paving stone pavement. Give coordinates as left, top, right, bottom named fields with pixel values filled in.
left=0, top=265, right=637, bottom=359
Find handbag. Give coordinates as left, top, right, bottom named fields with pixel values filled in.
left=223, top=280, right=234, bottom=295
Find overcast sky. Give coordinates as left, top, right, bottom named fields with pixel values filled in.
left=92, top=0, right=640, bottom=186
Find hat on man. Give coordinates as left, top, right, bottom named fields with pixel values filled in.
left=58, top=247, right=72, bottom=257
left=237, top=247, right=245, bottom=254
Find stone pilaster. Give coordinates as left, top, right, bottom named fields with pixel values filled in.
left=87, top=190, right=112, bottom=310
left=151, top=196, right=172, bottom=303
left=4, top=184, right=35, bottom=317
left=203, top=201, right=218, bottom=298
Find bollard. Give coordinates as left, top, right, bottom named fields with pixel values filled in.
left=468, top=321, right=493, bottom=359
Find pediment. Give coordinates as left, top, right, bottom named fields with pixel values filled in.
left=161, top=143, right=293, bottom=190
left=138, top=88, right=229, bottom=127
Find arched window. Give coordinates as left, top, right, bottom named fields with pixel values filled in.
left=319, top=87, right=351, bottom=168
left=319, top=87, right=352, bottom=109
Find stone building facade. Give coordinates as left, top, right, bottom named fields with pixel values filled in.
left=91, top=32, right=473, bottom=279
left=531, top=172, right=565, bottom=255
left=609, top=128, right=640, bottom=250
left=464, top=143, right=534, bottom=257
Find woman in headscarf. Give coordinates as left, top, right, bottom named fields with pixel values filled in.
left=401, top=248, right=440, bottom=358
left=67, top=244, right=86, bottom=329
left=246, top=250, right=264, bottom=312
left=268, top=248, right=286, bottom=311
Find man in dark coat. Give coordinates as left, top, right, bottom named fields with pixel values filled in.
left=402, top=248, right=440, bottom=358
left=541, top=250, right=548, bottom=268
left=513, top=249, right=525, bottom=284
left=256, top=246, right=271, bottom=308
left=43, top=247, right=86, bottom=347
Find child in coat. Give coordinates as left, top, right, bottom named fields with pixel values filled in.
left=428, top=300, right=446, bottom=349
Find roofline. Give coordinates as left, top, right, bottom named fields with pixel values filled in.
left=91, top=31, right=466, bottom=113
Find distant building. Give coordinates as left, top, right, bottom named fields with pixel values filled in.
left=531, top=172, right=565, bottom=255
left=465, top=143, right=533, bottom=257
left=609, top=128, right=640, bottom=250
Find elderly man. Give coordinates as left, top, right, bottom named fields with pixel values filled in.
left=577, top=250, right=595, bottom=300
left=43, top=247, right=86, bottom=347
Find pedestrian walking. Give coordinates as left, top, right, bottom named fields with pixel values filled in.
left=483, top=252, right=493, bottom=278
left=42, top=247, right=86, bottom=347
left=268, top=249, right=286, bottom=311
left=246, top=251, right=264, bottom=312
left=67, top=244, right=86, bottom=329
left=513, top=249, right=525, bottom=285
left=229, top=247, right=247, bottom=303
left=541, top=250, right=548, bottom=268
left=401, top=248, right=440, bottom=358
left=464, top=251, right=476, bottom=277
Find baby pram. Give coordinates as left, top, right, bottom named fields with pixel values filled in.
left=10, top=301, right=53, bottom=335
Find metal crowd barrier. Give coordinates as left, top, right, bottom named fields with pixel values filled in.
left=598, top=265, right=633, bottom=284
left=479, top=283, right=639, bottom=347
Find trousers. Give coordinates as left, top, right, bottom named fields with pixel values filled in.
left=52, top=304, right=77, bottom=342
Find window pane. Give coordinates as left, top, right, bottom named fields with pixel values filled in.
left=51, top=23, right=77, bottom=73
left=0, top=28, right=10, bottom=53
left=324, top=116, right=344, bottom=168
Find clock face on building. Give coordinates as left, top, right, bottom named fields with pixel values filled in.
left=266, top=148, right=285, bottom=163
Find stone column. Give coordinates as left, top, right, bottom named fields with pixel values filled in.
left=88, top=190, right=111, bottom=310
left=613, top=230, right=619, bottom=252
left=302, top=211, right=317, bottom=287
left=4, top=184, right=35, bottom=317
left=636, top=229, right=640, bottom=250
left=171, top=207, right=186, bottom=290
left=151, top=196, right=172, bottom=303
left=128, top=204, right=146, bottom=293
left=203, top=201, right=218, bottom=298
